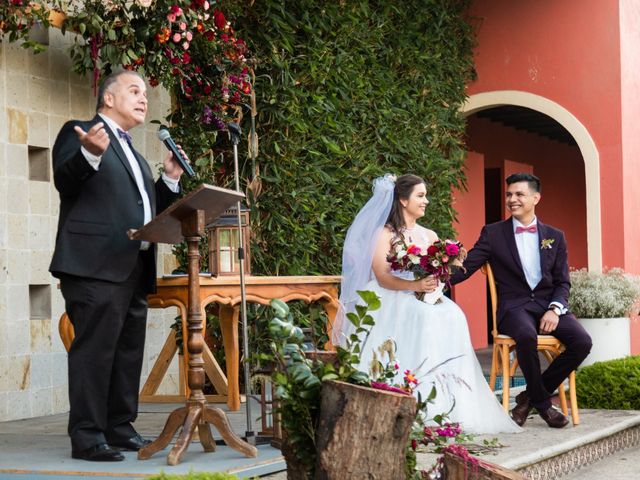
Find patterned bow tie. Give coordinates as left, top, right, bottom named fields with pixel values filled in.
left=117, top=128, right=133, bottom=146
left=515, top=225, right=537, bottom=234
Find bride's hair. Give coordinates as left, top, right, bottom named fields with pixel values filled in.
left=386, top=174, right=426, bottom=234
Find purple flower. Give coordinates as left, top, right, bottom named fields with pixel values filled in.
left=202, top=105, right=213, bottom=124
left=213, top=117, right=225, bottom=130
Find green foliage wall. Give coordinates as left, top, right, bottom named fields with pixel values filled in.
left=225, top=0, right=475, bottom=276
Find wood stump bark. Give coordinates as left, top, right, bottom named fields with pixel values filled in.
left=314, top=380, right=417, bottom=479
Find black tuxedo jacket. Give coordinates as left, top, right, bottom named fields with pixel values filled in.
left=49, top=115, right=179, bottom=293
left=450, top=218, right=571, bottom=324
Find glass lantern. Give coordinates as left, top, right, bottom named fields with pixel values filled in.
left=207, top=206, right=251, bottom=276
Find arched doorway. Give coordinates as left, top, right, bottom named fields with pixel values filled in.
left=462, top=90, right=601, bottom=271
left=452, top=90, right=601, bottom=348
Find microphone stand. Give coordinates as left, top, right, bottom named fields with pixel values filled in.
left=227, top=122, right=255, bottom=445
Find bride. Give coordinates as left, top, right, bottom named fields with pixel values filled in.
left=334, top=174, right=521, bottom=434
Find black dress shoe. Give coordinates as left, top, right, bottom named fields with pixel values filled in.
left=72, top=443, right=124, bottom=462
left=510, top=391, right=533, bottom=426
left=539, top=406, right=570, bottom=428
left=108, top=433, right=152, bottom=451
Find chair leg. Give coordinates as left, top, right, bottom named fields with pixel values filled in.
left=489, top=346, right=499, bottom=391
left=557, top=379, right=569, bottom=416
left=569, top=370, right=580, bottom=425
left=501, top=344, right=511, bottom=410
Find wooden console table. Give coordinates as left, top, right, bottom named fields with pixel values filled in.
left=142, top=275, right=341, bottom=410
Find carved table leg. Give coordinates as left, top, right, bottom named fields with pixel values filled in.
left=203, top=406, right=258, bottom=458
left=138, top=406, right=188, bottom=460
left=167, top=404, right=202, bottom=466
left=198, top=417, right=217, bottom=452
left=219, top=304, right=241, bottom=411
left=321, top=296, right=340, bottom=351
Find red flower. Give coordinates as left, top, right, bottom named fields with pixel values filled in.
left=203, top=30, right=215, bottom=41
left=182, top=52, right=191, bottom=64
left=149, top=77, right=159, bottom=87
left=427, top=245, right=439, bottom=255
left=203, top=84, right=212, bottom=94
left=407, top=244, right=421, bottom=256
left=213, top=9, right=226, bottom=30
left=241, top=81, right=251, bottom=94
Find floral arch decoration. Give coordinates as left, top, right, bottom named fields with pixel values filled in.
left=1, top=0, right=255, bottom=174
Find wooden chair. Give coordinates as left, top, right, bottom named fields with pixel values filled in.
left=482, top=263, right=580, bottom=425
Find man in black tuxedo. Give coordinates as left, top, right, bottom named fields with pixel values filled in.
left=50, top=71, right=185, bottom=461
left=451, top=173, right=592, bottom=428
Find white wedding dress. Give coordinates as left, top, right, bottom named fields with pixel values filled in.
left=357, top=260, right=521, bottom=435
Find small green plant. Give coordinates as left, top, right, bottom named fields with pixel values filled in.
left=267, top=290, right=380, bottom=478
left=569, top=268, right=640, bottom=318
left=576, top=355, right=640, bottom=409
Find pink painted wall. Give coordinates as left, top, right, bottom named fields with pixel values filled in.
left=468, top=0, right=624, bottom=268
left=452, top=151, right=488, bottom=348
left=619, top=2, right=640, bottom=353
left=465, top=117, right=588, bottom=269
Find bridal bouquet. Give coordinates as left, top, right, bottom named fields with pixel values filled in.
left=387, top=239, right=467, bottom=303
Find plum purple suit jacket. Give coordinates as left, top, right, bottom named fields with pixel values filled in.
left=450, top=218, right=571, bottom=325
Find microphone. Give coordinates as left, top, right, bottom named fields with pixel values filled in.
left=157, top=129, right=195, bottom=178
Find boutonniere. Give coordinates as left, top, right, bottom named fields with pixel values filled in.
left=541, top=238, right=555, bottom=250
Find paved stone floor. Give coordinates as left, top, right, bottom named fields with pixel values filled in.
left=0, top=400, right=284, bottom=479
left=3, top=349, right=639, bottom=479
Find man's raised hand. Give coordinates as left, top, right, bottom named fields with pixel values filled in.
left=74, top=122, right=110, bottom=156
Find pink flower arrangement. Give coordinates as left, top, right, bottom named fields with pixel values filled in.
left=387, top=238, right=467, bottom=299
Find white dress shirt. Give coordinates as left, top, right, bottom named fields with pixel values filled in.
left=513, top=217, right=566, bottom=313
left=81, top=114, right=179, bottom=250
left=513, top=217, right=541, bottom=291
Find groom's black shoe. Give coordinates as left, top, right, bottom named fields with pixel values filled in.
left=538, top=406, right=570, bottom=428
left=510, top=391, right=533, bottom=426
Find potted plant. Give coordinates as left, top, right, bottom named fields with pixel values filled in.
left=569, top=268, right=640, bottom=366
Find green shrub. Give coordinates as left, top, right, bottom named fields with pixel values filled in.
left=146, top=472, right=240, bottom=480
left=576, top=356, right=640, bottom=409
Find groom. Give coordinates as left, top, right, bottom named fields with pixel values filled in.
left=451, top=173, right=592, bottom=428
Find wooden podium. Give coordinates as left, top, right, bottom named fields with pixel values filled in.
left=129, top=184, right=258, bottom=465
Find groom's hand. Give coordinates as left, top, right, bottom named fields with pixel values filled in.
left=539, top=310, right=559, bottom=334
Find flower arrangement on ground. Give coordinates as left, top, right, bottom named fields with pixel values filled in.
left=387, top=238, right=467, bottom=302
left=569, top=268, right=640, bottom=319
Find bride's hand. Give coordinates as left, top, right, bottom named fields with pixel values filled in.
left=415, top=276, right=438, bottom=293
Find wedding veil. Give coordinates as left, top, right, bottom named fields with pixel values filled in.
left=332, top=174, right=396, bottom=346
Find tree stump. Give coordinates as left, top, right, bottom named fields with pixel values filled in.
left=315, top=380, right=417, bottom=479
left=443, top=452, right=527, bottom=480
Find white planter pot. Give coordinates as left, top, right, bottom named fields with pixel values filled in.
left=576, top=316, right=630, bottom=367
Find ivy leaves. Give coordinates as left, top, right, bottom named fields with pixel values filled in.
left=228, top=0, right=475, bottom=277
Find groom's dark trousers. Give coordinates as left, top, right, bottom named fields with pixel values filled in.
left=451, top=218, right=592, bottom=410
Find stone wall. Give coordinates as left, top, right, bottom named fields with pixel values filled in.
left=0, top=27, right=182, bottom=421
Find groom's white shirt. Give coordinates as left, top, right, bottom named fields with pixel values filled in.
left=513, top=216, right=567, bottom=314
left=513, top=217, right=541, bottom=290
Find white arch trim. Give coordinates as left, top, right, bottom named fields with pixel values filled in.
left=461, top=90, right=602, bottom=271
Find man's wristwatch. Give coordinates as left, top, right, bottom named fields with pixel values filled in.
left=548, top=305, right=562, bottom=316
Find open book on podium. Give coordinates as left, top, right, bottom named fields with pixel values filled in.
left=129, top=183, right=244, bottom=245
